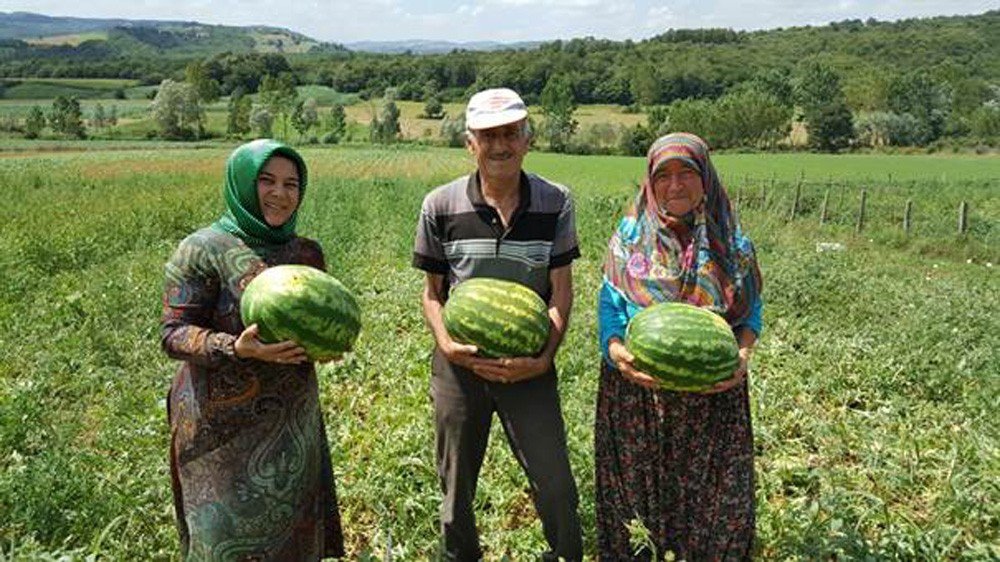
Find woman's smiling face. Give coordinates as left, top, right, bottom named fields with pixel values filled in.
left=652, top=159, right=704, bottom=217
left=256, top=155, right=301, bottom=227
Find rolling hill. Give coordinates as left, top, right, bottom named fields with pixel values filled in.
left=0, top=11, right=339, bottom=55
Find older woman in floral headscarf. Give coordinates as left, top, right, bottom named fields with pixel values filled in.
left=161, top=139, right=344, bottom=561
left=595, top=133, right=763, bottom=560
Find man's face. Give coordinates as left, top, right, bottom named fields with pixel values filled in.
left=466, top=120, right=530, bottom=182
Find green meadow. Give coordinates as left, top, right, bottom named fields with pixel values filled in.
left=0, top=145, right=997, bottom=560
left=1, top=78, right=141, bottom=100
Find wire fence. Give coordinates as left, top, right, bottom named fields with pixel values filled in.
left=730, top=175, right=998, bottom=244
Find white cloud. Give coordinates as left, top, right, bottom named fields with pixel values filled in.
left=457, top=4, right=485, bottom=16
left=487, top=0, right=604, bottom=6
left=645, top=6, right=676, bottom=30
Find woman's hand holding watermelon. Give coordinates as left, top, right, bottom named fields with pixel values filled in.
left=608, top=338, right=659, bottom=390
left=234, top=324, right=309, bottom=364
left=700, top=347, right=750, bottom=394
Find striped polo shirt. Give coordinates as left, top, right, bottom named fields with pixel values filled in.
left=412, top=171, right=580, bottom=301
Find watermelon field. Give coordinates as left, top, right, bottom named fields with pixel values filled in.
left=0, top=145, right=998, bottom=560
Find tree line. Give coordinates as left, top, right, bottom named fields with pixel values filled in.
left=4, top=11, right=999, bottom=151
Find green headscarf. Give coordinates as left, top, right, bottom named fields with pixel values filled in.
left=211, top=139, right=308, bottom=246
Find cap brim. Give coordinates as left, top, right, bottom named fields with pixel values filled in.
left=466, top=109, right=528, bottom=130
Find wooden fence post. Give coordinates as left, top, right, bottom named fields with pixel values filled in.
left=820, top=190, right=830, bottom=226
left=958, top=201, right=968, bottom=235
left=790, top=175, right=802, bottom=220
left=856, top=189, right=867, bottom=234
left=837, top=182, right=846, bottom=218
left=903, top=199, right=913, bottom=236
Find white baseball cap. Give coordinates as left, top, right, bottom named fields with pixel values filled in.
left=465, top=88, right=528, bottom=130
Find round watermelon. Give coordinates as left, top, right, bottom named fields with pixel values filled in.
left=625, top=302, right=739, bottom=391
left=443, top=277, right=550, bottom=358
left=240, top=265, right=361, bottom=361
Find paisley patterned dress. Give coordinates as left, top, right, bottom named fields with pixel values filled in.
left=162, top=226, right=344, bottom=561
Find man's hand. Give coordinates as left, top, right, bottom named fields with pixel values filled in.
left=471, top=355, right=550, bottom=384
left=440, top=338, right=482, bottom=371
left=234, top=324, right=309, bottom=364
left=608, top=339, right=659, bottom=390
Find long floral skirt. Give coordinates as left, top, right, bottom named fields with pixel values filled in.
left=595, top=363, right=755, bottom=561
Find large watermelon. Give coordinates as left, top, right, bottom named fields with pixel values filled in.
left=625, top=302, right=739, bottom=391
left=240, top=265, right=361, bottom=361
left=443, top=277, right=550, bottom=358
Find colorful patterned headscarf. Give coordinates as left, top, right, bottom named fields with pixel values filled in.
left=211, top=139, right=308, bottom=246
left=603, top=133, right=762, bottom=326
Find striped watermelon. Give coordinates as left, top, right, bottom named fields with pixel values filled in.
left=625, top=302, right=739, bottom=391
left=443, top=278, right=550, bottom=358
left=240, top=265, right=361, bottom=361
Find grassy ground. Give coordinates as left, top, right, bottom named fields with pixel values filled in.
left=23, top=32, right=109, bottom=46
left=1, top=78, right=141, bottom=100
left=0, top=145, right=997, bottom=560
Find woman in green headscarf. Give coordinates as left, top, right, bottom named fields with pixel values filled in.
left=161, top=139, right=344, bottom=560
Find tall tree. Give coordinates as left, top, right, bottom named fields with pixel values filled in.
left=249, top=104, right=274, bottom=138
left=324, top=103, right=347, bottom=144
left=291, top=97, right=319, bottom=140
left=90, top=103, right=107, bottom=130
left=24, top=105, right=46, bottom=139
left=48, top=96, right=85, bottom=138
left=259, top=73, right=298, bottom=139
left=794, top=59, right=854, bottom=151
left=150, top=79, right=204, bottom=139
left=886, top=71, right=951, bottom=143
left=629, top=65, right=661, bottom=107
left=185, top=60, right=221, bottom=103
left=226, top=88, right=252, bottom=137
left=370, top=88, right=401, bottom=144
left=540, top=74, right=578, bottom=153
left=423, top=96, right=444, bottom=119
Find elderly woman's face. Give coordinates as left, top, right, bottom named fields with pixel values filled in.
left=257, top=155, right=301, bottom=227
left=652, top=159, right=703, bottom=217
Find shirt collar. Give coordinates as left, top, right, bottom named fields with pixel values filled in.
left=466, top=171, right=532, bottom=212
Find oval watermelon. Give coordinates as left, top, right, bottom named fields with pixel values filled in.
left=625, top=302, right=738, bottom=391
left=443, top=277, right=550, bottom=358
left=240, top=265, right=361, bottom=361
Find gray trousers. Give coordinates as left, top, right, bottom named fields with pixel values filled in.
left=431, top=350, right=583, bottom=562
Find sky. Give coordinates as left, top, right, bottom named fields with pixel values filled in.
left=1, top=0, right=996, bottom=43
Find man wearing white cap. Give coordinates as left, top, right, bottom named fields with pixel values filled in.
left=413, top=87, right=583, bottom=561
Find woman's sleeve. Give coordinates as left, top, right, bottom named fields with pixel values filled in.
left=737, top=293, right=763, bottom=338
left=733, top=230, right=763, bottom=338
left=598, top=280, right=630, bottom=368
left=160, top=238, right=242, bottom=367
left=298, top=238, right=327, bottom=271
